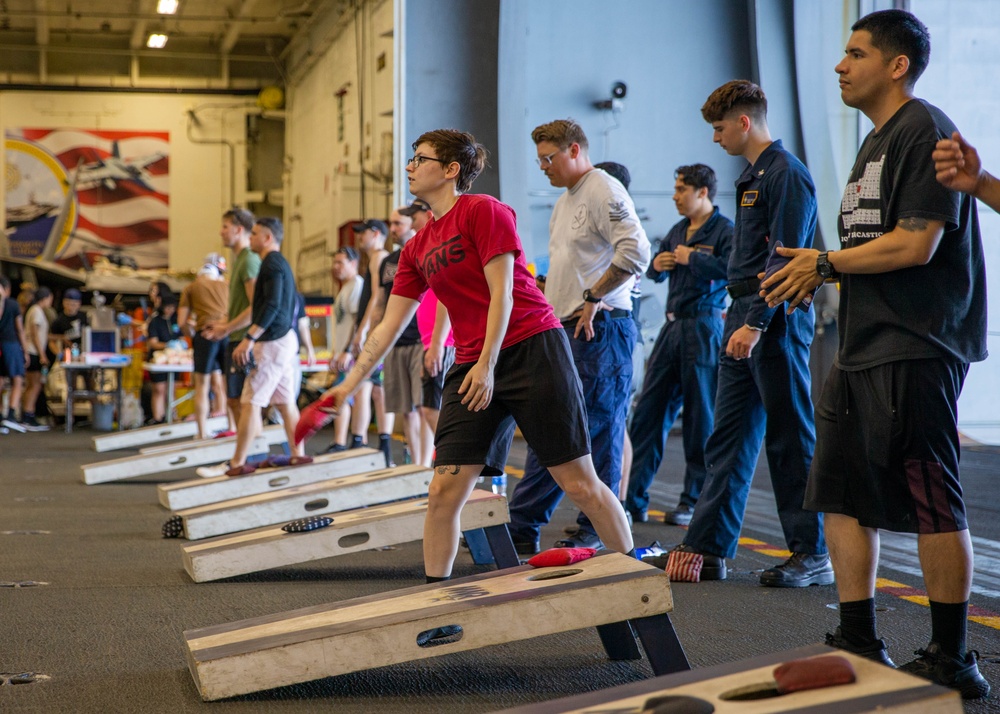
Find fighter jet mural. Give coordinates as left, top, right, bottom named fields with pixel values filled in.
left=3, top=128, right=170, bottom=269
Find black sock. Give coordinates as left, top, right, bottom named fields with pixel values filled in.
left=426, top=575, right=450, bottom=584
left=379, top=433, right=391, bottom=444
left=625, top=548, right=637, bottom=559
left=929, top=600, right=968, bottom=658
left=839, top=598, right=878, bottom=645
left=349, top=434, right=364, bottom=449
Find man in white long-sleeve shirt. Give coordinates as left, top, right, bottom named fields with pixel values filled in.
left=507, top=118, right=650, bottom=554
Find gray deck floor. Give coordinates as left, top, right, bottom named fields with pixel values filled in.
left=2, top=426, right=997, bottom=712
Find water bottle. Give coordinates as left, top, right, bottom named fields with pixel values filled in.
left=71, top=343, right=80, bottom=361
left=491, top=473, right=507, bottom=496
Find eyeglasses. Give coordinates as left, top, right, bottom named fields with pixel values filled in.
left=535, top=150, right=560, bottom=168
left=408, top=154, right=449, bottom=168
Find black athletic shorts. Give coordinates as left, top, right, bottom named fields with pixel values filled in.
left=434, top=328, right=590, bottom=477
left=421, top=346, right=455, bottom=410
left=193, top=334, right=226, bottom=375
left=26, top=353, right=44, bottom=373
left=804, top=358, right=969, bottom=534
left=226, top=340, right=247, bottom=399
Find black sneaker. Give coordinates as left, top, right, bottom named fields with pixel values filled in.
left=2, top=416, right=27, bottom=433
left=554, top=529, right=603, bottom=550
left=899, top=642, right=991, bottom=699
left=512, top=538, right=540, bottom=556
left=664, top=503, right=694, bottom=526
left=20, top=415, right=49, bottom=432
left=825, top=627, right=895, bottom=667
left=760, top=552, right=835, bottom=587
left=643, top=543, right=727, bottom=580
left=323, top=443, right=347, bottom=454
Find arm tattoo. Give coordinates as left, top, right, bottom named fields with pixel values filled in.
left=435, top=465, right=461, bottom=475
left=589, top=263, right=635, bottom=298
left=897, top=216, right=929, bottom=232
left=348, top=333, right=382, bottom=381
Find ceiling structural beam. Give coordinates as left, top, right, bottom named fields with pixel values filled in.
left=220, top=0, right=260, bottom=55
left=34, top=0, right=50, bottom=46
left=130, top=21, right=149, bottom=50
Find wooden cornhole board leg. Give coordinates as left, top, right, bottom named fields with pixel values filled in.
left=462, top=522, right=519, bottom=569
left=494, top=644, right=962, bottom=713
left=182, top=490, right=511, bottom=582
left=157, top=448, right=383, bottom=511
left=183, top=553, right=678, bottom=701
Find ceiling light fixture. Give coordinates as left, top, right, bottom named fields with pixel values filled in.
left=156, top=0, right=179, bottom=14
left=147, top=33, right=168, bottom=48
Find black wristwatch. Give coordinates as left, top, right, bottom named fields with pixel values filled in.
left=816, top=252, right=839, bottom=280
left=582, top=288, right=602, bottom=304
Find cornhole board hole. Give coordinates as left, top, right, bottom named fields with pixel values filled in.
left=177, top=464, right=432, bottom=540
left=182, top=489, right=516, bottom=582
left=81, top=425, right=287, bottom=485
left=184, top=552, right=685, bottom=701
left=157, top=448, right=383, bottom=511
left=495, top=644, right=961, bottom=713
left=92, top=416, right=229, bottom=452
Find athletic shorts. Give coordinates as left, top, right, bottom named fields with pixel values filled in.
left=226, top=341, right=247, bottom=399
left=1, top=341, right=26, bottom=378
left=804, top=359, right=969, bottom=534
left=148, top=365, right=168, bottom=384
left=422, top=346, right=456, bottom=410
left=383, top=342, right=423, bottom=413
left=434, top=328, right=590, bottom=477
left=240, top=330, right=298, bottom=408
left=26, top=353, right=44, bottom=373
left=193, top=334, right=226, bottom=375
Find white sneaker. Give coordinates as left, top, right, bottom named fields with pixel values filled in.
left=196, top=461, right=231, bottom=478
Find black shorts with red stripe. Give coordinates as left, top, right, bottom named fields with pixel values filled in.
left=804, top=358, right=969, bottom=533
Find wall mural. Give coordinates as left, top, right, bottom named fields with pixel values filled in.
left=4, top=128, right=170, bottom=269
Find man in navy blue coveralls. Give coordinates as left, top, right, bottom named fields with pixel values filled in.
left=625, top=164, right=732, bottom=527
left=664, top=80, right=832, bottom=588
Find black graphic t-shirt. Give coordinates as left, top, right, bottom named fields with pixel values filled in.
left=379, top=250, right=421, bottom=346
left=836, top=99, right=987, bottom=370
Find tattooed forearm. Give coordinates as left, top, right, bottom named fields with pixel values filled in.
left=349, top=334, right=382, bottom=381
left=897, top=216, right=929, bottom=232
left=588, top=263, right=635, bottom=298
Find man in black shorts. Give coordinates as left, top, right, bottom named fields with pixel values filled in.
left=761, top=9, right=989, bottom=700
left=296, top=129, right=634, bottom=589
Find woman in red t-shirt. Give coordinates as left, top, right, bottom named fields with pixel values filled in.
left=296, top=129, right=633, bottom=584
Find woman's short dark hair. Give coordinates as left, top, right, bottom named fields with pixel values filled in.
left=412, top=129, right=489, bottom=193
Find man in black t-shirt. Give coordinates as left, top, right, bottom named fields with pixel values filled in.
left=225, top=217, right=305, bottom=476
left=761, top=10, right=989, bottom=700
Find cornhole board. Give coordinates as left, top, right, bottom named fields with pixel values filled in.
left=177, top=464, right=432, bottom=540
left=184, top=553, right=686, bottom=701
left=80, top=425, right=287, bottom=485
left=495, top=644, right=961, bottom=713
left=91, top=416, right=229, bottom=452
left=181, top=489, right=516, bottom=582
left=157, top=448, right=383, bottom=511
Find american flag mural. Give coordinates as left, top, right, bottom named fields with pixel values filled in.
left=4, top=128, right=170, bottom=268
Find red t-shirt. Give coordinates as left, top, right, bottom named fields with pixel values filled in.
left=392, top=194, right=561, bottom=364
